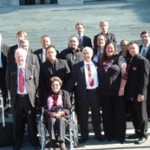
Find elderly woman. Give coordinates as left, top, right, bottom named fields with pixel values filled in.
left=46, top=76, right=71, bottom=150
left=98, top=41, right=127, bottom=143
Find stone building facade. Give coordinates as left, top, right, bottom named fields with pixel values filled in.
left=0, top=0, right=84, bottom=6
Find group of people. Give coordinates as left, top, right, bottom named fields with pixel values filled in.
left=0, top=20, right=150, bottom=150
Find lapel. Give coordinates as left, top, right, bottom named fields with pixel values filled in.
left=39, top=48, right=43, bottom=61
left=25, top=64, right=32, bottom=81
left=80, top=61, right=86, bottom=85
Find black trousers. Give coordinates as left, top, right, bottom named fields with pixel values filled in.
left=101, top=95, right=126, bottom=142
left=12, top=95, right=39, bottom=147
left=78, top=89, right=101, bottom=139
left=128, top=99, right=148, bottom=137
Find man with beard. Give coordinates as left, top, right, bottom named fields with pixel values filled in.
left=59, top=35, right=83, bottom=72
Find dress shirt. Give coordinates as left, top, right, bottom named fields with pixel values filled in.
left=42, top=48, right=46, bottom=62
left=17, top=66, right=28, bottom=94
left=84, top=61, right=98, bottom=89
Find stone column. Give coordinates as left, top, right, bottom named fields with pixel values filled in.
left=58, top=0, right=83, bottom=5
left=9, top=0, right=20, bottom=6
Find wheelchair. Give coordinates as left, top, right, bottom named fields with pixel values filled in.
left=38, top=106, right=78, bottom=150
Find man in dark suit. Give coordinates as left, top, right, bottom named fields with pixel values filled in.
left=126, top=41, right=150, bottom=144
left=34, top=35, right=51, bottom=65
left=39, top=45, right=70, bottom=107
left=0, top=33, right=9, bottom=109
left=7, top=30, right=27, bottom=68
left=66, top=47, right=103, bottom=143
left=93, top=20, right=117, bottom=50
left=139, top=31, right=150, bottom=118
left=75, top=22, right=92, bottom=50
left=6, top=48, right=40, bottom=150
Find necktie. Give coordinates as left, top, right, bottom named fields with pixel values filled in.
left=87, top=64, right=94, bottom=87
left=78, top=37, right=82, bottom=48
left=142, top=46, right=147, bottom=57
left=19, top=68, right=24, bottom=93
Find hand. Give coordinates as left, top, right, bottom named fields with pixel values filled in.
left=137, top=94, right=144, bottom=102
left=118, top=88, right=124, bottom=96
left=48, top=112, right=56, bottom=118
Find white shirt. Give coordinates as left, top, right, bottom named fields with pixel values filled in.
left=17, top=66, right=28, bottom=94
left=42, top=48, right=46, bottom=62
left=84, top=61, right=99, bottom=89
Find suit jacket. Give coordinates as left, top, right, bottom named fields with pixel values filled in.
left=139, top=45, right=150, bottom=61
left=66, top=61, right=98, bottom=105
left=8, top=44, right=34, bottom=67
left=82, top=36, right=92, bottom=49
left=6, top=63, right=39, bottom=109
left=7, top=44, right=18, bottom=67
left=34, top=48, right=43, bottom=65
left=39, top=58, right=70, bottom=98
left=34, top=48, right=59, bottom=65
left=126, top=54, right=150, bottom=100
left=93, top=32, right=117, bottom=50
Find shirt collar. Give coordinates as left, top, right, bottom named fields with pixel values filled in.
left=84, top=61, right=93, bottom=66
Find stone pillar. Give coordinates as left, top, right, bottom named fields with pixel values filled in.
left=58, top=0, right=83, bottom=5
left=9, top=0, right=20, bottom=6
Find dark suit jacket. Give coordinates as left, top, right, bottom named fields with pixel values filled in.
left=7, top=44, right=18, bottom=67
left=139, top=45, right=150, bottom=61
left=34, top=48, right=59, bottom=65
left=33, top=48, right=43, bottom=65
left=82, top=36, right=92, bottom=49
left=6, top=63, right=39, bottom=109
left=66, top=61, right=97, bottom=105
left=126, top=54, right=150, bottom=100
left=0, top=44, right=8, bottom=85
left=39, top=58, right=70, bottom=99
left=93, top=32, right=117, bottom=50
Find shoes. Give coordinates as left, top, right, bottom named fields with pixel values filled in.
left=95, top=136, right=105, bottom=142
left=79, top=138, right=88, bottom=143
left=134, top=136, right=148, bottom=144
left=33, top=145, right=41, bottom=150
left=60, top=142, right=66, bottom=150
left=126, top=134, right=139, bottom=139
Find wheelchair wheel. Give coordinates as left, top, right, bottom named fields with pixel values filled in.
left=39, top=124, right=46, bottom=150
left=72, top=112, right=78, bottom=147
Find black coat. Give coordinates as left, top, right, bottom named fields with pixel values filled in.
left=126, top=54, right=150, bottom=100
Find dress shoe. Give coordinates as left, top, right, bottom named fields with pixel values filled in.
left=60, top=142, right=66, bottom=150
left=95, top=136, right=105, bottom=142
left=126, top=134, right=139, bottom=139
left=134, top=136, right=148, bottom=144
left=79, top=138, right=88, bottom=143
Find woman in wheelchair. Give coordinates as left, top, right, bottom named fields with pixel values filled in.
left=46, top=76, right=71, bottom=150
